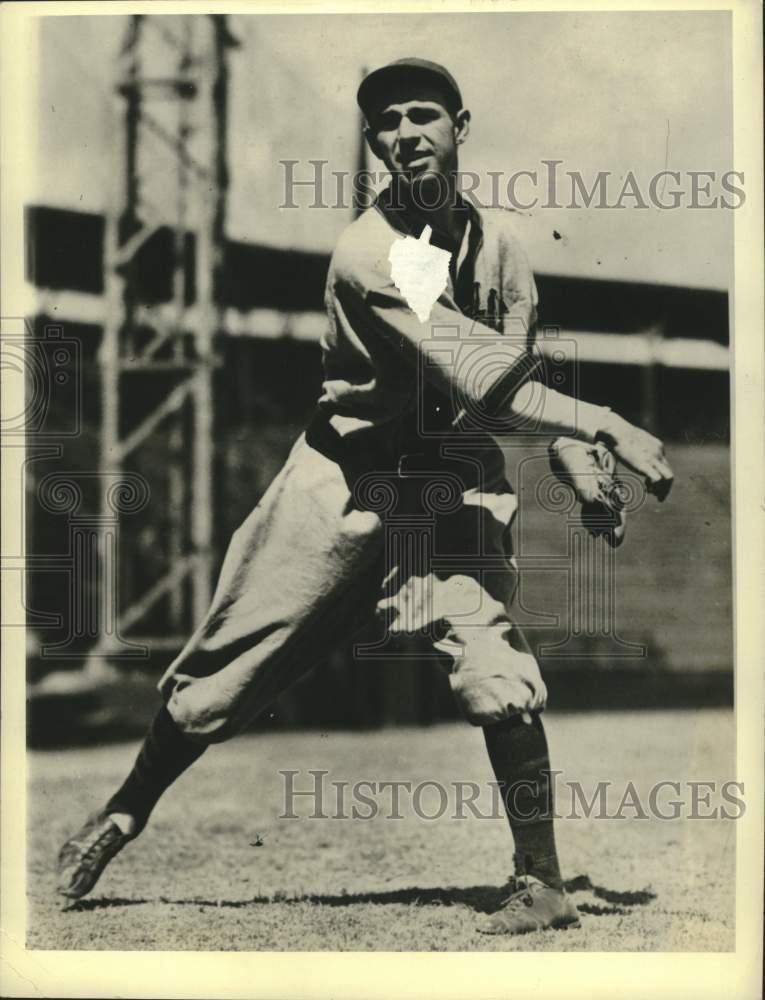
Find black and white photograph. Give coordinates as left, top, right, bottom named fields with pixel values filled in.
left=1, top=1, right=763, bottom=996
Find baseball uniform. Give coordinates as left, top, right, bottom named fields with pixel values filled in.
left=158, top=190, right=553, bottom=742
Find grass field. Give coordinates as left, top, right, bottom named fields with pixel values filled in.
left=28, top=708, right=736, bottom=952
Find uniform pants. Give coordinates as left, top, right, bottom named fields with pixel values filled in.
left=158, top=418, right=547, bottom=742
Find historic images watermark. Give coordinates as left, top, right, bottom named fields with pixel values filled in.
left=1, top=318, right=152, bottom=659
left=279, top=769, right=746, bottom=822
left=279, top=161, right=746, bottom=212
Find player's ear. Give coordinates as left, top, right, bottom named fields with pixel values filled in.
left=454, top=109, right=471, bottom=146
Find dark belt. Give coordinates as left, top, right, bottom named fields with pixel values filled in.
left=306, top=410, right=492, bottom=491
left=394, top=449, right=487, bottom=491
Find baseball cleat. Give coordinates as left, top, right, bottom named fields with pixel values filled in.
left=477, top=878, right=581, bottom=935
left=56, top=811, right=132, bottom=899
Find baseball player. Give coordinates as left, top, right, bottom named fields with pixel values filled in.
left=57, top=58, right=673, bottom=936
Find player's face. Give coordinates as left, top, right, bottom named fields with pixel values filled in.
left=365, top=82, right=469, bottom=191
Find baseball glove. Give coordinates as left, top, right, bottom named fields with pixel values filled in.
left=548, top=437, right=627, bottom=547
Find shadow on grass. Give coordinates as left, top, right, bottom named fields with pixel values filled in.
left=565, top=874, right=656, bottom=906
left=66, top=875, right=656, bottom=917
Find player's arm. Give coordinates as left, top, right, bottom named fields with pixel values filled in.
left=330, top=240, right=673, bottom=499
left=505, top=381, right=673, bottom=500
left=330, top=238, right=540, bottom=413
left=494, top=227, right=673, bottom=498
left=330, top=227, right=609, bottom=444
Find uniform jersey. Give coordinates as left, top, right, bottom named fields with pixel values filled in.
left=319, top=188, right=541, bottom=440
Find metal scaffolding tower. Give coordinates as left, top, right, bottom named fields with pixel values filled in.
left=93, top=14, right=237, bottom=667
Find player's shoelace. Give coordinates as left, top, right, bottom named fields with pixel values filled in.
left=497, top=875, right=536, bottom=911
left=60, top=816, right=125, bottom=871
left=80, top=823, right=123, bottom=863
left=58, top=817, right=129, bottom=897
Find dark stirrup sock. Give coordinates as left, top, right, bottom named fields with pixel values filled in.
left=104, top=705, right=207, bottom=834
left=483, top=712, right=563, bottom=890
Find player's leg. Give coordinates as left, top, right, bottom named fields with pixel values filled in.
left=56, top=704, right=206, bottom=898
left=430, top=612, right=577, bottom=933
left=478, top=712, right=579, bottom=935
left=483, top=708, right=561, bottom=889
left=405, top=467, right=579, bottom=934
left=103, top=705, right=205, bottom=836
left=438, top=621, right=578, bottom=933
left=57, top=427, right=385, bottom=898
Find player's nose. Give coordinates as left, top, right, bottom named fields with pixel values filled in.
left=397, top=116, right=420, bottom=143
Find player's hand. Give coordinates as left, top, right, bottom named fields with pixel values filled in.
left=549, top=437, right=627, bottom=546
left=549, top=437, right=616, bottom=505
left=503, top=650, right=548, bottom=715
left=596, top=413, right=674, bottom=501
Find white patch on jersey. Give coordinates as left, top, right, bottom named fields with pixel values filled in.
left=388, top=224, right=451, bottom=323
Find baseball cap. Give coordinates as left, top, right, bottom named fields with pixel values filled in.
left=357, top=58, right=463, bottom=118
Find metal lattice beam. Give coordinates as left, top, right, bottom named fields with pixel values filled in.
left=93, top=14, right=237, bottom=671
